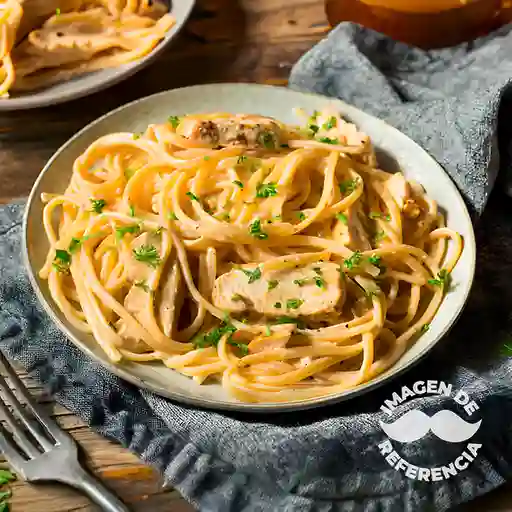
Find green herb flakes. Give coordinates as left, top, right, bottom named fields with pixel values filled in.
left=335, top=212, right=348, bottom=224
left=317, top=136, right=339, bottom=144
left=241, top=266, right=262, bottom=284
left=343, top=251, right=362, bottom=270
left=249, top=219, right=268, bottom=240
left=168, top=115, right=181, bottom=129
left=132, top=244, right=161, bottom=268
left=256, top=182, right=278, bottom=199
left=338, top=179, right=358, bottom=195
left=134, top=280, right=150, bottom=292
left=287, top=298, right=304, bottom=310
left=186, top=191, right=200, bottom=202
left=428, top=269, right=452, bottom=290
left=268, top=280, right=278, bottom=291
left=90, top=198, right=106, bottom=214
left=116, top=224, right=140, bottom=240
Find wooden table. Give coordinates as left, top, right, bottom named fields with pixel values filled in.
left=1, top=1, right=511, bottom=510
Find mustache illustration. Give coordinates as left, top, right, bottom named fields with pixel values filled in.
left=380, top=410, right=481, bottom=443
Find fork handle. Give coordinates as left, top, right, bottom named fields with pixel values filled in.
left=67, top=466, right=131, bottom=512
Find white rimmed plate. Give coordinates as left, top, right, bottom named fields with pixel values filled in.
left=23, top=83, right=476, bottom=412
left=0, top=0, right=195, bottom=111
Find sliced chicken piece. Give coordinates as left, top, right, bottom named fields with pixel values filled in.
left=178, top=115, right=284, bottom=149
left=212, top=262, right=344, bottom=318
left=387, top=172, right=410, bottom=210
left=335, top=205, right=372, bottom=252
left=386, top=172, right=422, bottom=219
left=124, top=232, right=161, bottom=283
left=158, top=258, right=182, bottom=337
left=115, top=285, right=151, bottom=352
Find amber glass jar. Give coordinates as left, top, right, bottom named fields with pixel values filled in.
left=325, top=0, right=512, bottom=49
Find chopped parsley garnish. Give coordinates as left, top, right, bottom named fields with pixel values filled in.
left=369, top=211, right=391, bottom=221
left=308, top=124, right=319, bottom=134
left=241, top=266, right=262, bottom=283
left=168, top=212, right=178, bottom=220
left=55, top=7, right=61, bottom=15
left=298, top=211, right=306, bottom=221
left=268, top=280, right=279, bottom=291
left=259, top=131, right=276, bottom=149
left=231, top=293, right=244, bottom=302
left=193, top=321, right=237, bottom=349
left=134, top=280, right=150, bottom=292
left=133, top=133, right=141, bottom=140
left=68, top=237, right=82, bottom=253
left=318, top=136, right=339, bottom=144
left=90, top=198, right=106, bottom=214
left=280, top=143, right=290, bottom=148
left=52, top=249, right=71, bottom=273
left=116, top=224, right=140, bottom=240
left=219, top=212, right=231, bottom=221
left=233, top=180, right=244, bottom=189
left=368, top=254, right=382, bottom=266
left=265, top=325, right=272, bottom=336
left=339, top=179, right=358, bottom=195
left=368, top=254, right=386, bottom=275
left=313, top=267, right=322, bottom=275
left=314, top=276, right=326, bottom=288
left=204, top=156, right=211, bottom=161
left=421, top=323, right=430, bottom=333
left=230, top=341, right=249, bottom=356
left=273, top=316, right=305, bottom=329
left=323, top=117, right=337, bottom=130
left=237, top=155, right=248, bottom=164
left=335, top=212, right=348, bottom=224
left=256, top=182, right=278, bottom=199
left=287, top=298, right=304, bottom=310
left=428, top=269, right=452, bottom=290
left=274, top=302, right=282, bottom=309
left=293, top=278, right=308, bottom=287
left=132, top=244, right=161, bottom=268
left=154, top=226, right=164, bottom=236
left=186, top=191, right=200, bottom=202
left=249, top=218, right=268, bottom=240
left=344, top=251, right=362, bottom=270
left=129, top=204, right=135, bottom=217
left=168, top=115, right=181, bottom=129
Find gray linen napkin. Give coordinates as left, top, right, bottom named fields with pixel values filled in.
left=2, top=23, right=512, bottom=512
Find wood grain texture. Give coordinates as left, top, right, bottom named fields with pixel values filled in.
left=1, top=0, right=511, bottom=510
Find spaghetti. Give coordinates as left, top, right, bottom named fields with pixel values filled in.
left=0, top=0, right=174, bottom=96
left=39, top=109, right=463, bottom=403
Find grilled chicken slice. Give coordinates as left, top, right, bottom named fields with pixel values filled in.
left=178, top=115, right=283, bottom=149
left=386, top=172, right=422, bottom=218
left=335, top=204, right=372, bottom=251
left=212, top=262, right=343, bottom=317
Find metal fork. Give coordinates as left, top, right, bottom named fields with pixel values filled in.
left=0, top=351, right=130, bottom=512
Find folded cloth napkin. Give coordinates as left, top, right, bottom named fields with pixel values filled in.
left=2, top=22, right=512, bottom=512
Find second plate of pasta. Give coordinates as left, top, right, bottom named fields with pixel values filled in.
left=0, top=0, right=195, bottom=110
left=23, top=84, right=476, bottom=411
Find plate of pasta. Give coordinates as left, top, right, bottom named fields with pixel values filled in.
left=0, top=0, right=195, bottom=110
left=23, top=83, right=476, bottom=411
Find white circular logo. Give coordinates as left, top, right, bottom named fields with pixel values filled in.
left=378, top=380, right=482, bottom=481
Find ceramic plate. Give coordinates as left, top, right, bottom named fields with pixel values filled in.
left=0, top=0, right=195, bottom=111
left=23, top=84, right=476, bottom=412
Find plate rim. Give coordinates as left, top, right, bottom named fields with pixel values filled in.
left=22, top=83, right=477, bottom=413
left=0, top=0, right=196, bottom=111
